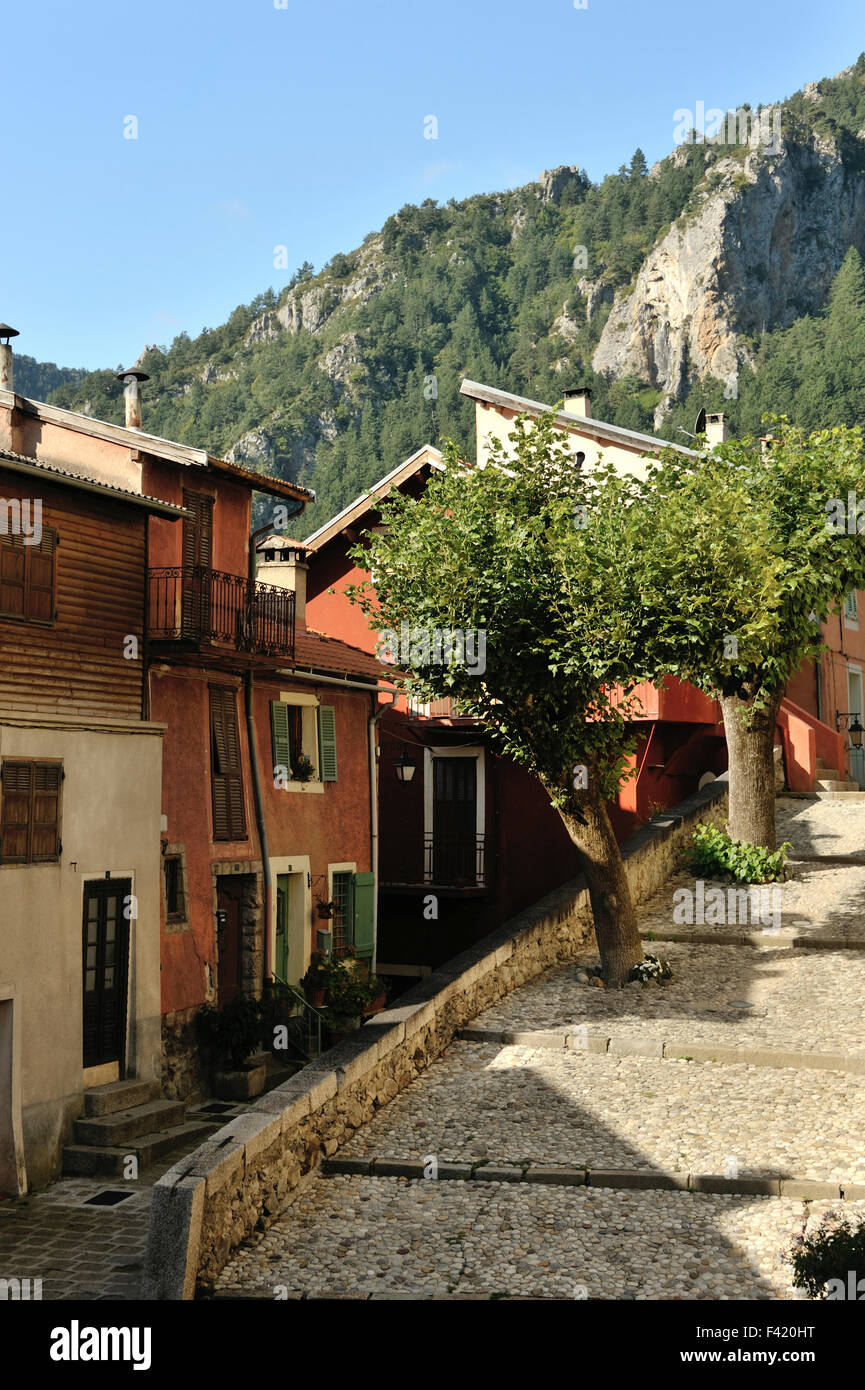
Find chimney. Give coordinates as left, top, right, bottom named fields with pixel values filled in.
left=115, top=367, right=150, bottom=430
left=0, top=324, right=19, bottom=391
left=563, top=386, right=592, bottom=417
left=256, top=535, right=308, bottom=627
left=705, top=412, right=729, bottom=446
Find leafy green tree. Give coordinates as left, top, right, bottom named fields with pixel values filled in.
left=628, top=421, right=865, bottom=847
left=347, top=412, right=650, bottom=987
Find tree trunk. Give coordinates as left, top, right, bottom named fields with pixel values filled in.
left=720, top=690, right=782, bottom=849
left=558, top=792, right=643, bottom=988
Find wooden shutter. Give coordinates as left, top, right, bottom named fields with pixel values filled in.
left=209, top=686, right=246, bottom=841
left=0, top=760, right=61, bottom=863
left=1, top=761, right=33, bottom=861
left=27, top=529, right=57, bottom=622
left=31, top=762, right=62, bottom=860
left=0, top=534, right=26, bottom=618
left=317, top=705, right=338, bottom=782
left=0, top=528, right=58, bottom=622
left=352, top=872, right=375, bottom=955
left=271, top=700, right=290, bottom=774
left=183, top=492, right=214, bottom=568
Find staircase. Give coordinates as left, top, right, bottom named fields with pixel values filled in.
left=813, top=757, right=865, bottom=802
left=62, top=1079, right=216, bottom=1178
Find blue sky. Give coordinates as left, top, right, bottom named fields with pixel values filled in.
left=4, top=0, right=862, bottom=370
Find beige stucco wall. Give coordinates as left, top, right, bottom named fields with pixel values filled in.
left=0, top=717, right=164, bottom=1190
left=474, top=400, right=658, bottom=482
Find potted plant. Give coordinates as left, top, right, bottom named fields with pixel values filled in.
left=364, top=975, right=387, bottom=1015
left=196, top=996, right=268, bottom=1099
left=292, top=752, right=315, bottom=782
left=301, top=953, right=329, bottom=1008
left=324, top=972, right=374, bottom=1041
left=316, top=898, right=336, bottom=920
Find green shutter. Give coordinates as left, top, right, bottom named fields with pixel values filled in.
left=271, top=700, right=290, bottom=773
left=317, top=705, right=338, bottom=782
left=352, top=872, right=375, bottom=956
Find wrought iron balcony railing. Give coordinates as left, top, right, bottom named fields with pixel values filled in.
left=147, top=565, right=295, bottom=657
left=424, top=832, right=486, bottom=888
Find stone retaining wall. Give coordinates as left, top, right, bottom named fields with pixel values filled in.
left=142, top=776, right=728, bottom=1300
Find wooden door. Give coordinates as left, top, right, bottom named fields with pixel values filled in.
left=217, top=879, right=243, bottom=1006
left=82, top=880, right=131, bottom=1070
left=433, top=756, right=477, bottom=885
left=275, top=874, right=289, bottom=983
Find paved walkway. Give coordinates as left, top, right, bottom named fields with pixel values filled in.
left=0, top=1101, right=246, bottom=1300
left=215, top=796, right=865, bottom=1301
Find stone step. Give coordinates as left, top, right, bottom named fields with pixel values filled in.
left=815, top=778, right=859, bottom=792
left=83, top=1078, right=160, bottom=1117
left=815, top=790, right=865, bottom=801
left=62, top=1120, right=217, bottom=1176
left=73, top=1098, right=186, bottom=1148
left=816, top=762, right=841, bottom=779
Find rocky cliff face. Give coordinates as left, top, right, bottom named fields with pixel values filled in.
left=592, top=110, right=865, bottom=422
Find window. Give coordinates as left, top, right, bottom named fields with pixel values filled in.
left=163, top=853, right=186, bottom=922
left=329, top=869, right=375, bottom=958
left=0, top=760, right=62, bottom=863
left=844, top=591, right=859, bottom=623
left=209, top=686, right=247, bottom=840
left=0, top=527, right=58, bottom=623
left=270, top=700, right=337, bottom=782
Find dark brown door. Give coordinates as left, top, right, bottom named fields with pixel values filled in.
left=217, top=879, right=243, bottom=1006
left=432, top=756, right=477, bottom=885
left=82, top=880, right=131, bottom=1070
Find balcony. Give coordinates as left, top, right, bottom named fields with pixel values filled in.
left=424, top=832, right=486, bottom=888
left=147, top=566, right=295, bottom=658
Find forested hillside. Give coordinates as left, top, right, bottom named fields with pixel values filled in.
left=38, top=55, right=865, bottom=534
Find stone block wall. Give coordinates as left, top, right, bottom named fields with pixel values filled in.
left=143, top=776, right=728, bottom=1299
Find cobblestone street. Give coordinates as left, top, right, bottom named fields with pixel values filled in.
left=215, top=797, right=865, bottom=1301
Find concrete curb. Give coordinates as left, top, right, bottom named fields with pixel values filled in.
left=321, top=1155, right=865, bottom=1200
left=638, top=928, right=865, bottom=951
left=455, top=1027, right=865, bottom=1075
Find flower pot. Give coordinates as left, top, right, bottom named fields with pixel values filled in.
left=364, top=994, right=387, bottom=1016
left=306, top=985, right=326, bottom=1008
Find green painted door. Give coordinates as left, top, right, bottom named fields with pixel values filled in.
left=275, top=874, right=289, bottom=983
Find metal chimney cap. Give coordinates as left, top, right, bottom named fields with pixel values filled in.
left=116, top=367, right=150, bottom=383
left=0, top=323, right=20, bottom=342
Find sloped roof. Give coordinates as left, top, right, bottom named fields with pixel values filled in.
left=303, top=444, right=444, bottom=552
left=0, top=448, right=189, bottom=519
left=287, top=627, right=384, bottom=682
left=460, top=379, right=696, bottom=458
left=5, top=390, right=313, bottom=503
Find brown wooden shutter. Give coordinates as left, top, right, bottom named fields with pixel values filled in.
left=0, top=534, right=26, bottom=618
left=209, top=687, right=246, bottom=841
left=0, top=528, right=57, bottom=622
left=183, top=491, right=213, bottom=568
left=0, top=760, right=62, bottom=862
left=27, top=528, right=57, bottom=623
left=1, top=761, right=33, bottom=861
left=31, top=762, right=62, bottom=860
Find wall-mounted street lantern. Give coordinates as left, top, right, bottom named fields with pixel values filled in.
left=394, top=749, right=417, bottom=784
left=836, top=711, right=864, bottom=748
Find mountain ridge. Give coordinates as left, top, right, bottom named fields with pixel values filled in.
left=15, top=54, right=865, bottom=532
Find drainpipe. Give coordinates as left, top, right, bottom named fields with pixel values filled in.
left=245, top=670, right=272, bottom=990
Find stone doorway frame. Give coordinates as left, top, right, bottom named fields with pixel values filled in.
left=211, top=862, right=265, bottom=999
